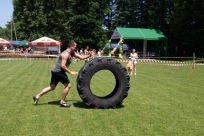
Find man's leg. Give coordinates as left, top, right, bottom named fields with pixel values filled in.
left=35, top=83, right=56, bottom=99
left=60, top=83, right=71, bottom=107
left=33, top=83, right=56, bottom=105
left=61, top=83, right=71, bottom=103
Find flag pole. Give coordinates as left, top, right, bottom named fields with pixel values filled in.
left=192, top=52, right=195, bottom=70
left=193, top=52, right=195, bottom=67
left=48, top=56, right=50, bottom=76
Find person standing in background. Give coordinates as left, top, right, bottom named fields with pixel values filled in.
left=80, top=48, right=83, bottom=55
left=129, top=49, right=138, bottom=75
left=84, top=46, right=89, bottom=56
left=84, top=46, right=89, bottom=62
left=97, top=49, right=102, bottom=57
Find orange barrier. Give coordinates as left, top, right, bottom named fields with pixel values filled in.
left=0, top=51, right=58, bottom=58
left=116, top=59, right=204, bottom=66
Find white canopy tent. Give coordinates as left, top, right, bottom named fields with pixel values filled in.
left=28, top=36, right=62, bottom=53
left=0, top=38, right=11, bottom=51
left=0, top=38, right=11, bottom=46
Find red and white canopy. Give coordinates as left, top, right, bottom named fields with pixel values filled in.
left=28, top=36, right=62, bottom=46
left=0, top=38, right=11, bottom=46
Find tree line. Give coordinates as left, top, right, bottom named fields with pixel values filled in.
left=0, top=0, right=203, bottom=57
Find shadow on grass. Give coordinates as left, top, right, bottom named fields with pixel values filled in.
left=33, top=100, right=77, bottom=106
left=73, top=101, right=125, bottom=109
left=47, top=100, right=77, bottom=105
left=47, top=100, right=61, bottom=105
left=73, top=101, right=90, bottom=109
left=34, top=100, right=125, bottom=109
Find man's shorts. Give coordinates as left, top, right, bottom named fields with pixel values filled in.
left=50, top=71, right=70, bottom=86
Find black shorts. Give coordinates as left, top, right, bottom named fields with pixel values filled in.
left=50, top=71, right=70, bottom=86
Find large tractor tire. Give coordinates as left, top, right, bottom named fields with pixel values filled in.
left=76, top=57, right=130, bottom=109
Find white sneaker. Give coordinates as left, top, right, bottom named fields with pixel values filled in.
left=134, top=73, right=136, bottom=75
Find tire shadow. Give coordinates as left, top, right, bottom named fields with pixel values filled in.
left=73, top=101, right=124, bottom=109
left=73, top=101, right=90, bottom=109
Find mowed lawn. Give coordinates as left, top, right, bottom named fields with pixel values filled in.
left=0, top=58, right=203, bottom=136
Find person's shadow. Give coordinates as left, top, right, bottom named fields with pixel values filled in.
left=47, top=100, right=89, bottom=108
left=47, top=100, right=61, bottom=105
left=47, top=100, right=78, bottom=105
left=38, top=100, right=124, bottom=109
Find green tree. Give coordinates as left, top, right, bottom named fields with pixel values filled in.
left=11, top=0, right=204, bottom=57
left=171, top=0, right=204, bottom=57
left=13, top=0, right=109, bottom=50
left=68, top=1, right=109, bottom=49
left=0, top=27, right=10, bottom=40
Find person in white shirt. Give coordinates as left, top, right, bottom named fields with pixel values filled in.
left=4, top=46, right=7, bottom=50
left=129, top=49, right=138, bottom=75
left=79, top=48, right=83, bottom=55
left=97, top=49, right=102, bottom=57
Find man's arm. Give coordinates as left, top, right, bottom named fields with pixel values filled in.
left=74, top=52, right=92, bottom=60
left=61, top=52, right=77, bottom=75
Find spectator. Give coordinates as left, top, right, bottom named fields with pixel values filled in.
left=129, top=49, right=138, bottom=75
left=20, top=48, right=24, bottom=54
left=28, top=47, right=31, bottom=54
left=126, top=57, right=133, bottom=76
left=80, top=48, right=83, bottom=55
left=84, top=46, right=89, bottom=62
left=84, top=46, right=89, bottom=55
left=97, top=49, right=102, bottom=57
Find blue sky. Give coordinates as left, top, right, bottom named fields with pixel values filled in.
left=0, top=0, right=13, bottom=28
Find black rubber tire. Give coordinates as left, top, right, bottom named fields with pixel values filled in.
left=76, top=57, right=130, bottom=109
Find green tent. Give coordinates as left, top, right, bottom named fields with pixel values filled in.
left=111, top=27, right=167, bottom=40
left=111, top=27, right=168, bottom=57
left=15, top=40, right=29, bottom=47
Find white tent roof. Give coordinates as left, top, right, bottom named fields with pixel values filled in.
left=29, top=36, right=62, bottom=46
left=0, top=38, right=11, bottom=46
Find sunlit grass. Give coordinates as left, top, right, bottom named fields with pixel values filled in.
left=0, top=59, right=203, bottom=136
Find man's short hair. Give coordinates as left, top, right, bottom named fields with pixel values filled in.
left=68, top=40, right=76, bottom=47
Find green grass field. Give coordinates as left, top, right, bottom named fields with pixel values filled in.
left=0, top=58, right=203, bottom=136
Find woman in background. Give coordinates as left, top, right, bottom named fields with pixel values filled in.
left=129, top=49, right=138, bottom=75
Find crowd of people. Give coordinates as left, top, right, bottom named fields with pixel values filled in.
left=74, top=46, right=98, bottom=62
left=14, top=47, right=34, bottom=54
left=72, top=45, right=139, bottom=76
left=76, top=46, right=139, bottom=76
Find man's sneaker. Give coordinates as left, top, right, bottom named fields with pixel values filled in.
left=60, top=101, right=71, bottom=107
left=33, top=96, right=38, bottom=105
